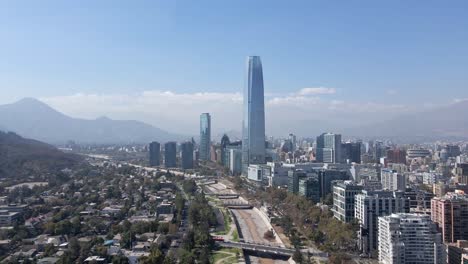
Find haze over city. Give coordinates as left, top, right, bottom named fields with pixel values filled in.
left=1, top=1, right=468, bottom=136
left=2, top=2, right=468, bottom=264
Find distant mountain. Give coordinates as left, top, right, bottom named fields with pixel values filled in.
left=0, top=131, right=83, bottom=178
left=0, top=98, right=183, bottom=144
left=346, top=101, right=468, bottom=141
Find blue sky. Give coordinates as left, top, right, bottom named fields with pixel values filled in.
left=1, top=1, right=468, bottom=135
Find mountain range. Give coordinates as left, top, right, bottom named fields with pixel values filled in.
left=0, top=98, right=467, bottom=144
left=344, top=101, right=468, bottom=141
left=0, top=98, right=183, bottom=144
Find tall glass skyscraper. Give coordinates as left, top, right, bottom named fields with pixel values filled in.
left=199, top=113, right=211, bottom=161
left=242, top=56, right=266, bottom=174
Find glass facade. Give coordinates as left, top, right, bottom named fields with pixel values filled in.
left=199, top=113, right=211, bottom=161
left=242, top=56, right=266, bottom=174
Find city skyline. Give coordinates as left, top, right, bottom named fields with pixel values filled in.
left=1, top=1, right=468, bottom=135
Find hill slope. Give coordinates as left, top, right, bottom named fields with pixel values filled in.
left=0, top=98, right=181, bottom=144
left=0, top=131, right=83, bottom=178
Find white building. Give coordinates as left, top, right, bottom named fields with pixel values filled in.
left=378, top=213, right=446, bottom=264
left=381, top=169, right=406, bottom=191
left=355, top=190, right=410, bottom=255
left=247, top=164, right=270, bottom=185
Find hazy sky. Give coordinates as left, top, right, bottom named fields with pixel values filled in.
left=1, top=1, right=468, bottom=135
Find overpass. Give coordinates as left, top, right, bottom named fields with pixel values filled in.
left=218, top=241, right=295, bottom=257
left=217, top=194, right=240, bottom=199
left=223, top=201, right=253, bottom=209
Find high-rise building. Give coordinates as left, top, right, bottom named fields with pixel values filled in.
left=149, top=141, right=161, bottom=166
left=242, top=56, right=266, bottom=175
left=381, top=169, right=406, bottom=191
left=164, top=142, right=177, bottom=168
left=378, top=213, right=446, bottom=264
left=180, top=141, right=194, bottom=170
left=288, top=133, right=297, bottom=152
left=355, top=190, right=410, bottom=254
left=223, top=141, right=242, bottom=169
left=332, top=181, right=363, bottom=223
left=431, top=192, right=468, bottom=243
left=229, top=148, right=242, bottom=175
left=298, top=176, right=320, bottom=203
left=220, top=134, right=230, bottom=166
left=342, top=142, right=361, bottom=163
left=316, top=133, right=342, bottom=163
left=318, top=169, right=349, bottom=199
left=386, top=148, right=407, bottom=164
left=199, top=113, right=211, bottom=161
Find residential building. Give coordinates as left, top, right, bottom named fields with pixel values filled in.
left=381, top=169, right=406, bottom=191
left=0, top=210, right=20, bottom=226
left=355, top=190, right=410, bottom=254
left=447, top=240, right=468, bottom=264
left=431, top=192, right=468, bottom=243
left=242, top=56, right=266, bottom=175
left=386, top=148, right=407, bottom=164
left=199, top=113, right=211, bottom=161
left=332, top=181, right=363, bottom=222
left=378, top=213, right=446, bottom=264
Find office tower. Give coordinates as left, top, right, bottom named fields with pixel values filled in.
left=431, top=192, right=468, bottom=243
left=288, top=170, right=306, bottom=194
left=355, top=190, right=410, bottom=254
left=229, top=148, right=242, bottom=175
left=316, top=133, right=342, bottom=163
left=299, top=175, right=320, bottom=203
left=318, top=169, right=349, bottom=199
left=164, top=142, right=177, bottom=168
left=220, top=134, right=230, bottom=166
left=381, top=169, right=406, bottom=191
left=149, top=141, right=161, bottom=166
left=223, top=141, right=242, bottom=169
left=378, top=213, right=446, bottom=264
left=199, top=113, right=211, bottom=161
left=342, top=142, right=362, bottom=163
left=446, top=144, right=461, bottom=158
left=180, top=141, right=194, bottom=170
left=289, top=133, right=297, bottom=152
left=242, top=56, right=266, bottom=175
left=332, top=181, right=363, bottom=223
left=288, top=170, right=320, bottom=203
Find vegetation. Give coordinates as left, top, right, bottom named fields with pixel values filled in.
left=0, top=131, right=83, bottom=178
left=181, top=192, right=217, bottom=263
left=258, top=188, right=357, bottom=255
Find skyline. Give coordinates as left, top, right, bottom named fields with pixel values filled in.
left=1, top=1, right=468, bottom=135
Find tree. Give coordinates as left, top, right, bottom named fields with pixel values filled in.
left=263, top=230, right=275, bottom=240
left=44, top=243, right=56, bottom=257
left=140, top=247, right=165, bottom=264
left=112, top=255, right=129, bottom=264
left=293, top=249, right=303, bottom=264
